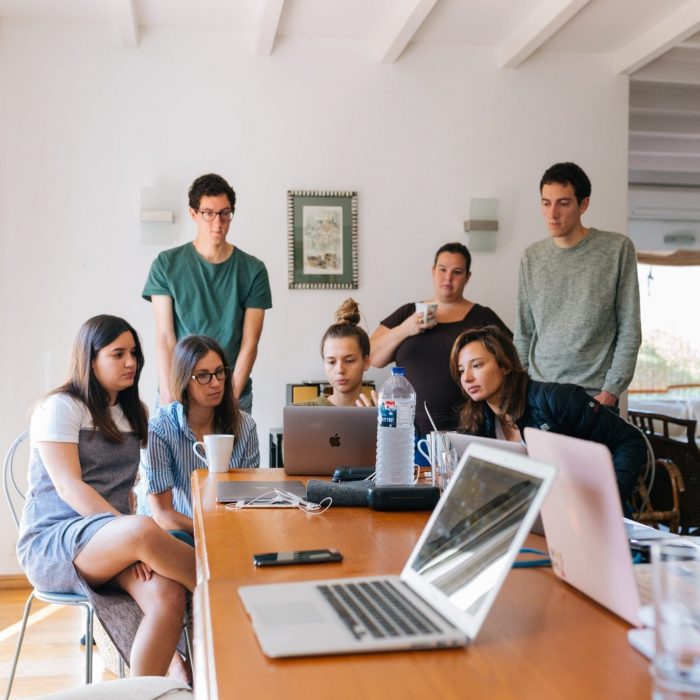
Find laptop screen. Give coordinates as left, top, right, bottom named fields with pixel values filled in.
left=406, top=448, right=549, bottom=633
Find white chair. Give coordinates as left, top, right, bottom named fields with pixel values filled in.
left=3, top=431, right=97, bottom=700
left=30, top=677, right=192, bottom=700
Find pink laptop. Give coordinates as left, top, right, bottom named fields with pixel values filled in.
left=524, top=428, right=645, bottom=627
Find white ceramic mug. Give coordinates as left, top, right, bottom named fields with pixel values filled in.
left=192, top=434, right=235, bottom=473
left=416, top=432, right=453, bottom=469
left=414, top=302, right=438, bottom=324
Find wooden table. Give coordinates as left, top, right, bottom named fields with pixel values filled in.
left=192, top=469, right=651, bottom=699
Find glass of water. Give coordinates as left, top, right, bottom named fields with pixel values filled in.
left=651, top=541, right=700, bottom=700
left=434, top=448, right=459, bottom=492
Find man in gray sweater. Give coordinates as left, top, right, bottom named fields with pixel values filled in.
left=514, top=162, right=641, bottom=409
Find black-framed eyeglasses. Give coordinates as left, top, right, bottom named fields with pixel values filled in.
left=198, top=209, right=233, bottom=222
left=191, top=367, right=231, bottom=385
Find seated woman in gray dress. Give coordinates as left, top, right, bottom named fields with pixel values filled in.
left=449, top=325, right=645, bottom=508
left=137, top=335, right=259, bottom=540
left=17, top=315, right=195, bottom=679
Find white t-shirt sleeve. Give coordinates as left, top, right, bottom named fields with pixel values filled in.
left=30, top=393, right=90, bottom=444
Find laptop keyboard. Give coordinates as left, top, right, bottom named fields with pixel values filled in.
left=317, top=579, right=447, bottom=641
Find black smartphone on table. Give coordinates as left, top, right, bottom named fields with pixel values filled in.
left=252, top=548, right=343, bottom=567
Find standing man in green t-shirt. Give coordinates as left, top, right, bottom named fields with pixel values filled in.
left=143, top=173, right=272, bottom=412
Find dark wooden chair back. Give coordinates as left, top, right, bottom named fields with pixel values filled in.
left=629, top=409, right=700, bottom=533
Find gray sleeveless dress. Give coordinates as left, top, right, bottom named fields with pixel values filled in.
left=17, top=423, right=184, bottom=664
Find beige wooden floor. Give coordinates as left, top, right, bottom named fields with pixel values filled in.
left=0, top=588, right=117, bottom=698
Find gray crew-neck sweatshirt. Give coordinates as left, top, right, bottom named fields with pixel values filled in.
left=514, top=228, right=641, bottom=397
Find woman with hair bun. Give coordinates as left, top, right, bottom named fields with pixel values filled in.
left=296, top=298, right=376, bottom=407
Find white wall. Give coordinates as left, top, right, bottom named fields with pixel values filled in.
left=0, top=20, right=630, bottom=574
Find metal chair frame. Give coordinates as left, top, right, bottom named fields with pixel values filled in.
left=3, top=431, right=96, bottom=699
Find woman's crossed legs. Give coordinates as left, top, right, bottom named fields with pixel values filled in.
left=73, top=514, right=195, bottom=677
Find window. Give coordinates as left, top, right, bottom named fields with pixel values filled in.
left=630, top=263, right=700, bottom=399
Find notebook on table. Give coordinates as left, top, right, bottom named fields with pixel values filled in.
left=524, top=428, right=667, bottom=627
left=283, top=406, right=377, bottom=476
left=238, top=442, right=556, bottom=658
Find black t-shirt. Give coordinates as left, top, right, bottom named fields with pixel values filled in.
left=381, top=303, right=512, bottom=435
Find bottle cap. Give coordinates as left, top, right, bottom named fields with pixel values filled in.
left=391, top=367, right=406, bottom=376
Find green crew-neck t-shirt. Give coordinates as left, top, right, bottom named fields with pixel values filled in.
left=143, top=243, right=272, bottom=397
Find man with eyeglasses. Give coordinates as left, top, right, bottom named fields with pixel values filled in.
left=143, top=173, right=272, bottom=412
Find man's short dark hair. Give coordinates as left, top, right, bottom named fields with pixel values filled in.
left=434, top=242, right=472, bottom=273
left=540, top=162, right=591, bottom=204
left=188, top=174, right=236, bottom=211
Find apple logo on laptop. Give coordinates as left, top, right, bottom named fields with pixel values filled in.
left=329, top=433, right=341, bottom=448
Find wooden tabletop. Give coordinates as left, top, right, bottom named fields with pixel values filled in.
left=192, top=469, right=651, bottom=700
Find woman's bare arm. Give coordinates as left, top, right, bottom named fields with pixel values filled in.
left=369, top=312, right=435, bottom=367
left=148, top=490, right=194, bottom=534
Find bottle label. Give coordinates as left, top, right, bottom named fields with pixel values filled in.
left=379, top=400, right=414, bottom=428
left=379, top=400, right=397, bottom=428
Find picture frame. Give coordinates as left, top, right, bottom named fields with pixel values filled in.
left=287, top=190, right=358, bottom=289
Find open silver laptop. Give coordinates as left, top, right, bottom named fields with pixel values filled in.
left=524, top=428, right=656, bottom=627
left=283, top=406, right=377, bottom=476
left=447, top=432, right=527, bottom=457
left=238, top=443, right=556, bottom=658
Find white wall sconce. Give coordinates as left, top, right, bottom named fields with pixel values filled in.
left=140, top=209, right=173, bottom=224
left=140, top=186, right=177, bottom=244
left=463, top=198, right=499, bottom=252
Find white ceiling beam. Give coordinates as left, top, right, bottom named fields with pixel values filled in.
left=379, top=0, right=439, bottom=65
left=615, top=0, right=700, bottom=75
left=500, top=0, right=591, bottom=69
left=114, top=0, right=139, bottom=49
left=256, top=0, right=286, bottom=58
left=632, top=56, right=700, bottom=87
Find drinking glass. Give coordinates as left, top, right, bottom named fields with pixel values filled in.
left=651, top=541, right=700, bottom=700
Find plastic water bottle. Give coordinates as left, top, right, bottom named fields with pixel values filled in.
left=375, top=367, right=416, bottom=486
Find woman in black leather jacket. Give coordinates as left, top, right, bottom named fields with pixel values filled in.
left=449, top=325, right=646, bottom=506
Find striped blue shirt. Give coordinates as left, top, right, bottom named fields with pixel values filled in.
left=136, top=402, right=259, bottom=518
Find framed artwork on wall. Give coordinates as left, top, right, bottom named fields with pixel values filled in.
left=287, top=190, right=358, bottom=289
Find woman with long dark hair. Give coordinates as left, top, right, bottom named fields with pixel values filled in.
left=449, top=325, right=645, bottom=507
left=17, top=315, right=194, bottom=679
left=137, top=335, right=259, bottom=537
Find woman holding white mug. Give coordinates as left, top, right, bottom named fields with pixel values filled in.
left=137, top=335, right=259, bottom=540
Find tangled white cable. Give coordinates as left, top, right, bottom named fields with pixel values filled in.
left=225, top=488, right=332, bottom=515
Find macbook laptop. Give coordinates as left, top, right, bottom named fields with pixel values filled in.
left=238, top=443, right=556, bottom=658
left=444, top=433, right=544, bottom=533
left=283, top=406, right=377, bottom=476
left=216, top=480, right=307, bottom=504
left=524, top=428, right=653, bottom=627
left=447, top=432, right=527, bottom=457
